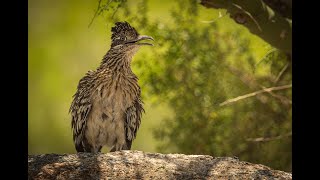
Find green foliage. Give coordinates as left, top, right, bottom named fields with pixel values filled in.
left=111, top=0, right=292, bottom=171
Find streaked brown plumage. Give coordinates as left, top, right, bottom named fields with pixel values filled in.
left=69, top=22, right=154, bottom=152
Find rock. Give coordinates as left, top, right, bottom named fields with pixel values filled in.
left=28, top=150, right=292, bottom=180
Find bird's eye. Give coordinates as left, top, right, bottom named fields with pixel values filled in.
left=121, top=37, right=126, bottom=41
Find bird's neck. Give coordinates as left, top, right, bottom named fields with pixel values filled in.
left=99, top=50, right=133, bottom=74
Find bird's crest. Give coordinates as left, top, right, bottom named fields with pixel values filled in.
left=111, top=22, right=139, bottom=46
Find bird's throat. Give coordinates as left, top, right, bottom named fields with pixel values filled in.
left=100, top=50, right=134, bottom=73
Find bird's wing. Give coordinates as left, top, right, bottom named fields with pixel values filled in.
left=69, top=71, right=95, bottom=152
left=125, top=98, right=144, bottom=149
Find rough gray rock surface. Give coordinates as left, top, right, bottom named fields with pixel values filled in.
left=28, top=150, right=292, bottom=180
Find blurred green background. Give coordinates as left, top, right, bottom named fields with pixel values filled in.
left=28, top=0, right=292, bottom=171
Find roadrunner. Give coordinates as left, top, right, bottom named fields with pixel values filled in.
left=69, top=22, right=154, bottom=152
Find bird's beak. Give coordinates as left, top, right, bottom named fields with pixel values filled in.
left=136, top=35, right=154, bottom=46
left=126, top=35, right=154, bottom=46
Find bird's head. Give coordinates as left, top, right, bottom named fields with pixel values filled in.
left=110, top=21, right=154, bottom=56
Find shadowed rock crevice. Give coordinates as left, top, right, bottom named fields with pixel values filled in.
left=28, top=151, right=292, bottom=179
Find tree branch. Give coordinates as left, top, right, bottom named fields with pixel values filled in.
left=274, top=62, right=289, bottom=84
left=200, top=0, right=292, bottom=55
left=219, top=84, right=292, bottom=107
left=246, top=132, right=292, bottom=142
left=262, top=0, right=292, bottom=19
left=226, top=65, right=270, bottom=104
left=259, top=84, right=292, bottom=105
left=88, top=0, right=103, bottom=28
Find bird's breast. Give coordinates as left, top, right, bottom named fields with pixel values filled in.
left=86, top=74, right=140, bottom=148
left=98, top=74, right=139, bottom=113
